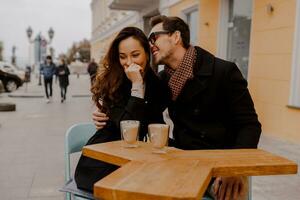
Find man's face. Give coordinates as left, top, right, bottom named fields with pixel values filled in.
left=148, top=23, right=174, bottom=65
left=46, top=58, right=51, bottom=64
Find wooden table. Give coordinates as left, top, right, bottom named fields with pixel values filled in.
left=83, top=141, right=298, bottom=200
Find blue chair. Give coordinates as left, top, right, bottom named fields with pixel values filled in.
left=61, top=122, right=97, bottom=200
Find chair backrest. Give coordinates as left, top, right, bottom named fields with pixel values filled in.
left=65, top=122, right=96, bottom=182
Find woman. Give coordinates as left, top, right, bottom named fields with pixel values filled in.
left=74, top=27, right=170, bottom=192
left=56, top=58, right=70, bottom=103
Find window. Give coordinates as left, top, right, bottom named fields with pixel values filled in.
left=182, top=5, right=199, bottom=46
left=218, top=0, right=252, bottom=79
left=289, top=0, right=300, bottom=108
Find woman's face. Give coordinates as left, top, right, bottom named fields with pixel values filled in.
left=118, top=36, right=148, bottom=71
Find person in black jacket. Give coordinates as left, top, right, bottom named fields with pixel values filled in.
left=56, top=58, right=70, bottom=103
left=87, top=58, right=98, bottom=85
left=74, top=27, right=170, bottom=192
left=93, top=16, right=262, bottom=200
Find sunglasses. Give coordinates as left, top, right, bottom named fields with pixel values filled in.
left=148, top=31, right=170, bottom=45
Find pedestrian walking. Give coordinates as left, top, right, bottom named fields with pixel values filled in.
left=25, top=66, right=31, bottom=82
left=56, top=58, right=70, bottom=103
left=87, top=58, right=98, bottom=85
left=40, top=55, right=56, bottom=103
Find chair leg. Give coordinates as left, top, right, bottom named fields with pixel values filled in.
left=248, top=176, right=252, bottom=200
left=74, top=195, right=94, bottom=200
left=65, top=192, right=71, bottom=200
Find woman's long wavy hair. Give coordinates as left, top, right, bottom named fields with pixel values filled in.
left=91, top=27, right=151, bottom=111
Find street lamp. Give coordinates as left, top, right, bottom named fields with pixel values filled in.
left=48, top=27, right=54, bottom=41
left=26, top=26, right=33, bottom=39
left=26, top=26, right=55, bottom=85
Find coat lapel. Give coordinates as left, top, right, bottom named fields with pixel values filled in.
left=176, top=47, right=215, bottom=103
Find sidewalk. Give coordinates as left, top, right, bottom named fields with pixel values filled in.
left=0, top=74, right=94, bottom=200
left=253, top=135, right=300, bottom=199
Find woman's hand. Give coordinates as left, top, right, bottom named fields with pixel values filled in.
left=92, top=109, right=109, bottom=130
left=124, top=63, right=143, bottom=84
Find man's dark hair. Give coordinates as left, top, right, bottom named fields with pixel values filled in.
left=150, top=15, right=190, bottom=49
left=46, top=55, right=52, bottom=60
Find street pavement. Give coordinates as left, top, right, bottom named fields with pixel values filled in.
left=0, top=74, right=299, bottom=200
left=0, top=74, right=94, bottom=200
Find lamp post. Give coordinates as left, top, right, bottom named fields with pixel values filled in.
left=26, top=26, right=54, bottom=85
left=26, top=26, right=33, bottom=72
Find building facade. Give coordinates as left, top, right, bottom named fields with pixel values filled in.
left=0, top=41, right=3, bottom=61
left=90, top=0, right=300, bottom=144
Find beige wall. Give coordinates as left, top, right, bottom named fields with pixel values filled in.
left=248, top=0, right=300, bottom=143
left=198, top=0, right=220, bottom=54
left=90, top=40, right=102, bottom=62
left=169, top=0, right=219, bottom=54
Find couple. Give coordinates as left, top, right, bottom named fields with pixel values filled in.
left=75, top=15, right=261, bottom=200
left=40, top=56, right=70, bottom=103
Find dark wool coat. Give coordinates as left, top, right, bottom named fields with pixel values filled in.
left=56, top=64, right=70, bottom=87
left=161, top=47, right=261, bottom=150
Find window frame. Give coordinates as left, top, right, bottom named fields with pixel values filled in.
left=181, top=4, right=199, bottom=46
left=289, top=0, right=300, bottom=108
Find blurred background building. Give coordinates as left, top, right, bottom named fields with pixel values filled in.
left=0, top=41, right=3, bottom=61
left=90, top=0, right=300, bottom=144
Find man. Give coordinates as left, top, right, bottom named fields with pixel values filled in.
left=40, top=55, right=56, bottom=103
left=92, top=15, right=261, bottom=200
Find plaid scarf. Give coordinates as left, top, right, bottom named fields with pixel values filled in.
left=165, top=46, right=196, bottom=101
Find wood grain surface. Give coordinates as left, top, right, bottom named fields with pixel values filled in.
left=82, top=141, right=297, bottom=200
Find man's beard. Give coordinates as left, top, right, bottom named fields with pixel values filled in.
left=153, top=51, right=172, bottom=65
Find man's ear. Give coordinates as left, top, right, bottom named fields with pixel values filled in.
left=173, top=31, right=181, bottom=45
